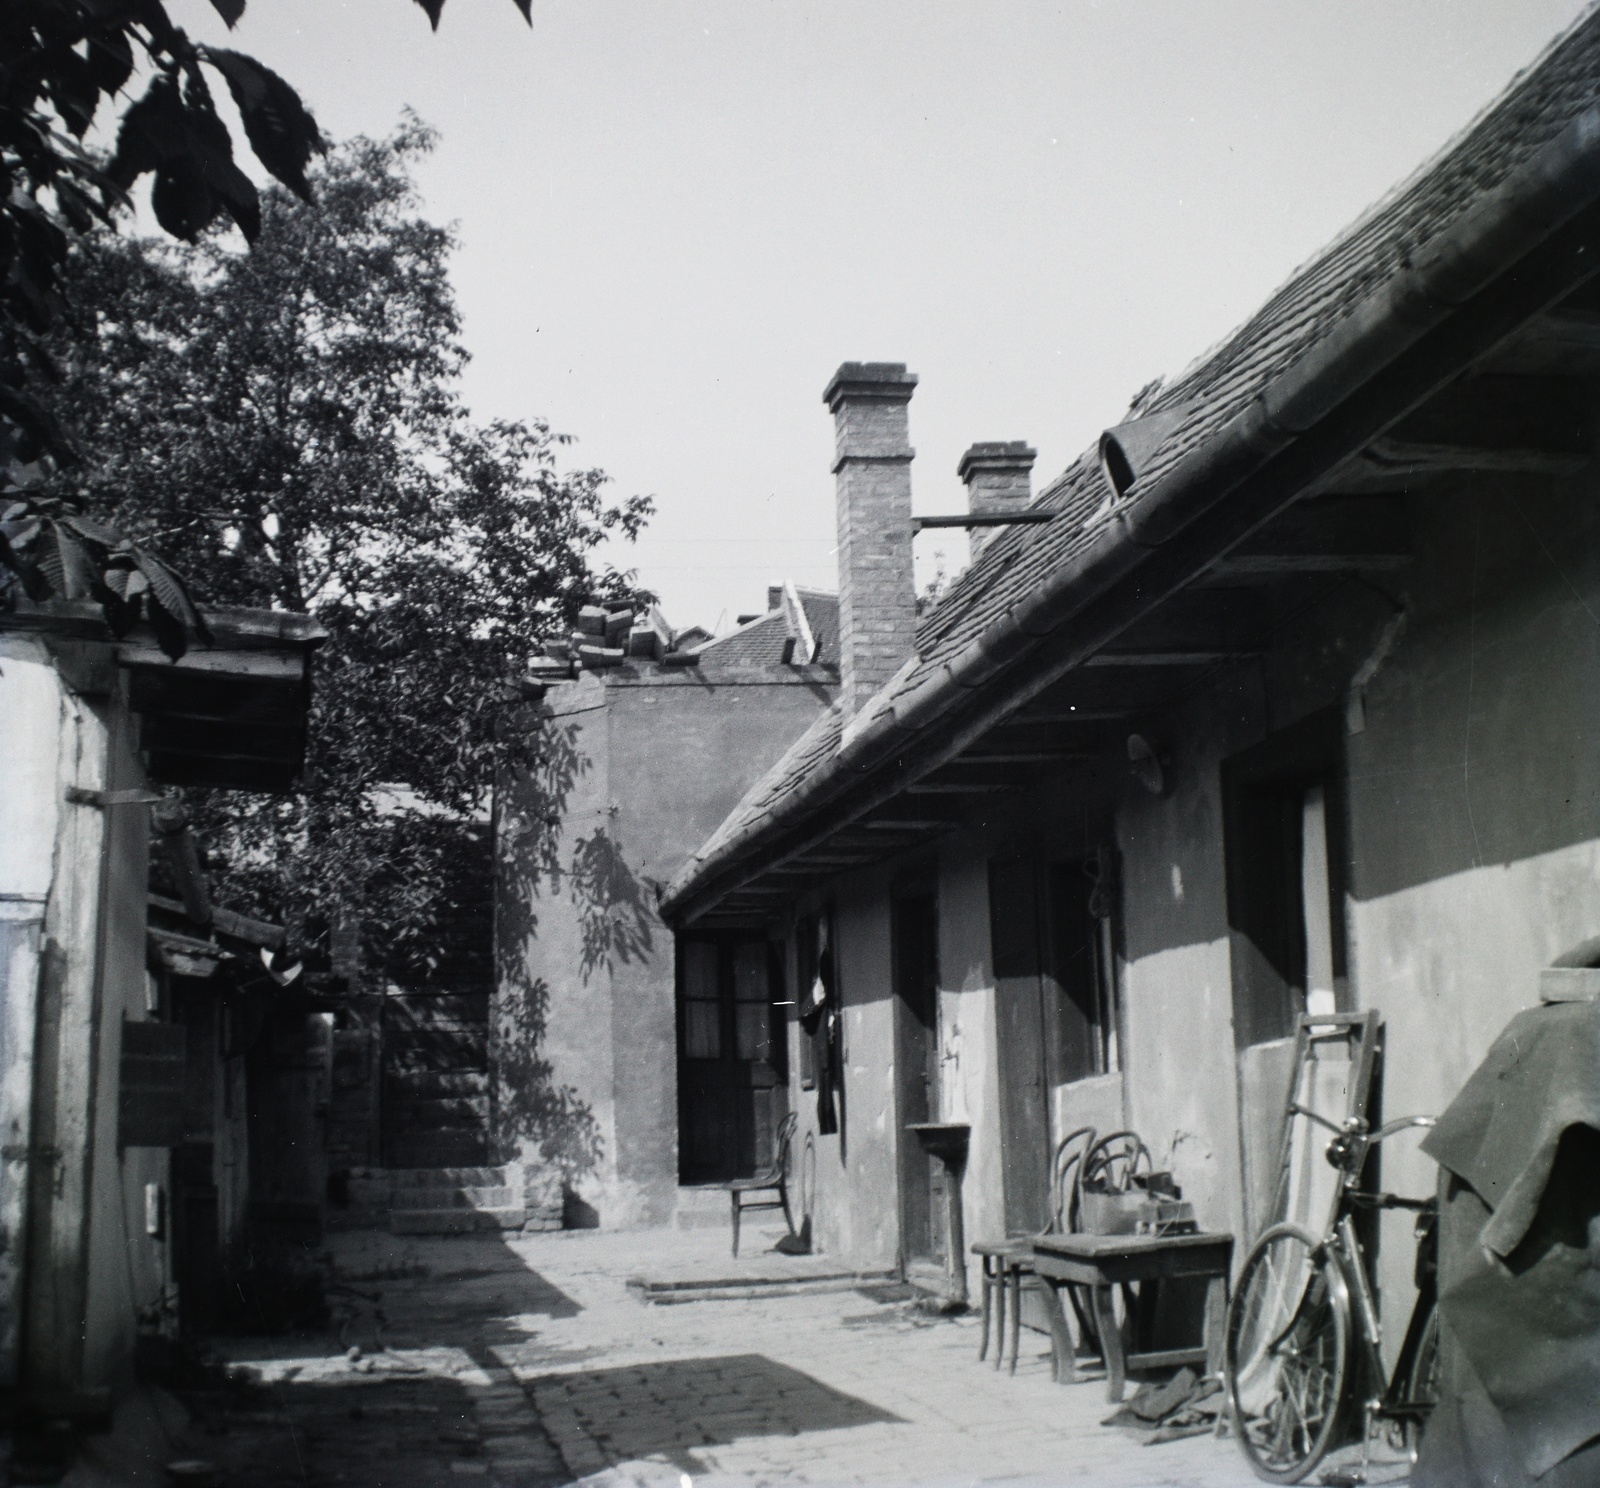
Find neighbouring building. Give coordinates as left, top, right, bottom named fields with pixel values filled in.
left=1, top=601, right=322, bottom=1424
left=662, top=5, right=1600, bottom=1355
left=498, top=591, right=839, bottom=1228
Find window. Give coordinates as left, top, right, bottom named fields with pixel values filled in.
left=682, top=939, right=721, bottom=1059
left=732, top=941, right=771, bottom=1062
left=1044, top=847, right=1121, bottom=1084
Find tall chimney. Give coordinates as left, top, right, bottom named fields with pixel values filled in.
left=824, top=362, right=918, bottom=716
left=958, top=441, right=1036, bottom=559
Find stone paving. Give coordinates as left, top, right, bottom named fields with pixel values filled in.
left=184, top=1222, right=1271, bottom=1488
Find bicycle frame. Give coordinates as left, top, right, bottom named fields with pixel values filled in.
left=1315, top=1115, right=1439, bottom=1432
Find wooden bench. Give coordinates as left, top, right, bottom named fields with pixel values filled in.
left=1029, top=1231, right=1234, bottom=1400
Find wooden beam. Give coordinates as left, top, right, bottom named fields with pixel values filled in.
left=860, top=819, right=949, bottom=831
left=1362, top=436, right=1587, bottom=477
left=905, top=781, right=1012, bottom=795
left=118, top=645, right=308, bottom=681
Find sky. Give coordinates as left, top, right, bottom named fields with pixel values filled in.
left=169, top=0, right=1594, bottom=632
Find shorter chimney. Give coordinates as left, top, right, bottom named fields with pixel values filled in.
left=958, top=441, right=1037, bottom=558
left=824, top=362, right=918, bottom=716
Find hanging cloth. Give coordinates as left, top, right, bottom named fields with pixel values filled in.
left=799, top=920, right=840, bottom=1136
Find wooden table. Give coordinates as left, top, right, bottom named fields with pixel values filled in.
left=1029, top=1231, right=1234, bottom=1401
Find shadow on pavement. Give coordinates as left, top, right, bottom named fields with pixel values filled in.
left=170, top=1231, right=582, bottom=1487
left=527, top=1351, right=903, bottom=1473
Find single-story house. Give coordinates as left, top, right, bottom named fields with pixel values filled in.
left=661, top=5, right=1600, bottom=1354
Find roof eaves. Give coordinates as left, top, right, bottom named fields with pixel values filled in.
left=663, top=37, right=1600, bottom=923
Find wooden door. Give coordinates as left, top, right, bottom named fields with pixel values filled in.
left=989, top=857, right=1051, bottom=1236
left=676, top=935, right=787, bottom=1183
left=893, top=892, right=942, bottom=1264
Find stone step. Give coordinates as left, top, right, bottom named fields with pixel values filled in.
left=674, top=1185, right=733, bottom=1230
left=392, top=1185, right=517, bottom=1211
left=390, top=1206, right=526, bottom=1235
left=388, top=1166, right=509, bottom=1188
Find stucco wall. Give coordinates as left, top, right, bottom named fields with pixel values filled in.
left=501, top=667, right=835, bottom=1228
left=796, top=864, right=900, bottom=1268
left=83, top=699, right=164, bottom=1393
left=1344, top=481, right=1600, bottom=1339
left=0, top=640, right=63, bottom=1388
left=3, top=644, right=167, bottom=1397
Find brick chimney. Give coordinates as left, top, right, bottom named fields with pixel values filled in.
left=824, top=362, right=918, bottom=716
left=958, top=441, right=1036, bottom=558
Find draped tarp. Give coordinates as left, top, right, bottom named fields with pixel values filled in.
left=1414, top=998, right=1600, bottom=1486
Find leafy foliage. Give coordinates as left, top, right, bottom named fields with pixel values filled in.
left=36, top=121, right=652, bottom=975
left=1, top=0, right=529, bottom=619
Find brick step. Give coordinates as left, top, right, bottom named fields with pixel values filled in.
left=390, top=1206, right=526, bottom=1235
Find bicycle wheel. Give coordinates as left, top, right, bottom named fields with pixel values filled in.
left=1226, top=1223, right=1351, bottom=1484
left=1401, top=1300, right=1441, bottom=1462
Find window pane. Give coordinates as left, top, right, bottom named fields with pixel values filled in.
left=733, top=942, right=768, bottom=1002
left=735, top=1003, right=769, bottom=1063
left=685, top=1000, right=720, bottom=1060
left=683, top=940, right=719, bottom=1001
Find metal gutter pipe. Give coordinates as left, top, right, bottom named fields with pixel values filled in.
left=664, top=103, right=1600, bottom=925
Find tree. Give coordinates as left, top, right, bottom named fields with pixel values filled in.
left=36, top=119, right=652, bottom=977
left=1, top=0, right=529, bottom=634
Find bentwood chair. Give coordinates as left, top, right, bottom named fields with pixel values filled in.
left=973, top=1127, right=1097, bottom=1375
left=725, top=1111, right=799, bottom=1257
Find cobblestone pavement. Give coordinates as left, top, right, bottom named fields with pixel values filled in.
left=176, top=1223, right=1281, bottom=1488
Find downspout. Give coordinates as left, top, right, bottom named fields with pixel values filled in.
left=666, top=102, right=1600, bottom=925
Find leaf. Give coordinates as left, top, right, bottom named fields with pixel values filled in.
left=151, top=166, right=221, bottom=243
left=47, top=524, right=101, bottom=600
left=204, top=49, right=323, bottom=202
left=110, top=71, right=262, bottom=241
left=85, top=26, right=135, bottom=97
left=209, top=0, right=247, bottom=26
left=133, top=546, right=212, bottom=652
left=146, top=594, right=189, bottom=660
left=413, top=0, right=446, bottom=28
left=58, top=512, right=130, bottom=550
left=109, top=75, right=187, bottom=191
left=510, top=0, right=532, bottom=20
left=45, top=46, right=103, bottom=139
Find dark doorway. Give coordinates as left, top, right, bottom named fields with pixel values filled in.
left=247, top=1009, right=332, bottom=1239
left=892, top=890, right=942, bottom=1267
left=676, top=933, right=788, bottom=1183
left=1222, top=710, right=1348, bottom=1049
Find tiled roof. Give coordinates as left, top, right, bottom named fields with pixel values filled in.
left=698, top=610, right=792, bottom=666
left=693, top=590, right=841, bottom=668
left=668, top=6, right=1600, bottom=912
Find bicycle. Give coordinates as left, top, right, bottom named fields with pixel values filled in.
left=1225, top=1110, right=1441, bottom=1484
